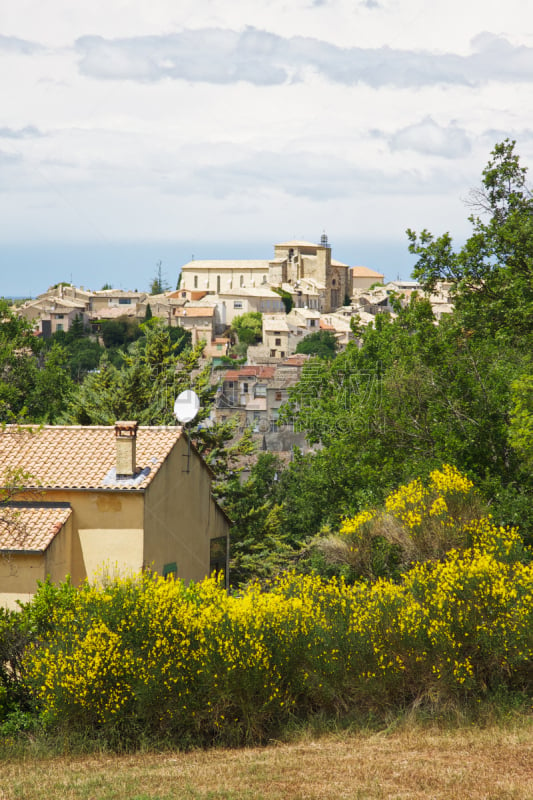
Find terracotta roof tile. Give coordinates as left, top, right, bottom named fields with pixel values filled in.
left=350, top=266, right=385, bottom=278
left=0, top=426, right=183, bottom=491
left=174, top=307, right=215, bottom=318
left=0, top=503, right=72, bottom=552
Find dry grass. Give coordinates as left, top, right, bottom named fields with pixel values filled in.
left=1, top=722, right=533, bottom=800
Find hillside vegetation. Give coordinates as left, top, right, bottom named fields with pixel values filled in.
left=1, top=140, right=532, bottom=751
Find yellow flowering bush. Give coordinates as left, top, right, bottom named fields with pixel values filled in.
left=22, top=514, right=533, bottom=747
left=335, top=465, right=503, bottom=578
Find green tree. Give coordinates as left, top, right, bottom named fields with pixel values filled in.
left=509, top=374, right=533, bottom=474
left=63, top=323, right=211, bottom=427
left=150, top=260, right=170, bottom=295
left=216, top=453, right=295, bottom=587
left=230, top=312, right=262, bottom=346
left=296, top=330, right=337, bottom=359
left=99, top=317, right=142, bottom=349
left=272, top=287, right=293, bottom=313
left=0, top=300, right=74, bottom=423
left=279, top=294, right=530, bottom=544
left=408, top=139, right=533, bottom=343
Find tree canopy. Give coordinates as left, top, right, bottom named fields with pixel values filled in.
left=407, top=139, right=533, bottom=343
left=296, top=330, right=337, bottom=359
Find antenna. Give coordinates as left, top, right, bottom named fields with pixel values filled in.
left=174, top=390, right=200, bottom=473
left=174, top=389, right=200, bottom=424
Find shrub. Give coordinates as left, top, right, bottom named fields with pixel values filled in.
left=22, top=518, right=533, bottom=748
left=325, top=465, right=508, bottom=580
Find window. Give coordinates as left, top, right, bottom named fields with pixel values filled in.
left=217, top=275, right=221, bottom=293
left=55, top=314, right=64, bottom=319
left=275, top=338, right=281, bottom=346
left=270, top=349, right=276, bottom=357
left=118, top=298, right=131, bottom=305
left=310, top=319, right=316, bottom=327
left=194, top=275, right=198, bottom=289
left=242, top=382, right=249, bottom=393
left=280, top=351, right=285, bottom=358
left=240, top=275, right=244, bottom=288
left=163, top=562, right=177, bottom=579
left=275, top=391, right=282, bottom=401
left=233, top=301, right=243, bottom=309
left=210, top=537, right=226, bottom=575
left=56, top=323, right=63, bottom=331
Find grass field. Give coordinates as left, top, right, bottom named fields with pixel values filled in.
left=1, top=722, right=533, bottom=800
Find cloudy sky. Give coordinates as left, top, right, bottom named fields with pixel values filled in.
left=1, top=0, right=533, bottom=296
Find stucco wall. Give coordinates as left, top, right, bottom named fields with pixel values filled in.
left=39, top=489, right=144, bottom=585
left=0, top=552, right=46, bottom=610
left=143, top=435, right=229, bottom=583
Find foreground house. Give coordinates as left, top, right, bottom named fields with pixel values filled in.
left=0, top=422, right=229, bottom=609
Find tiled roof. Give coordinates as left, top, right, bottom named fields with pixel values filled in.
left=217, top=288, right=282, bottom=298
left=0, top=426, right=183, bottom=491
left=280, top=354, right=309, bottom=366
left=92, top=290, right=147, bottom=298
left=174, top=307, right=215, bottom=318
left=319, top=319, right=336, bottom=330
left=275, top=240, right=317, bottom=248
left=181, top=259, right=269, bottom=270
left=351, top=266, right=385, bottom=278
left=223, top=367, right=275, bottom=381
left=0, top=503, right=72, bottom=552
left=91, top=306, right=137, bottom=319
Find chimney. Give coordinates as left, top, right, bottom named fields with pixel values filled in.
left=115, top=421, right=138, bottom=477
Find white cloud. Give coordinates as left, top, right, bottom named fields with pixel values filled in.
left=0, top=34, right=42, bottom=54
left=2, top=0, right=533, bottom=294
left=389, top=118, right=472, bottom=158
left=0, top=126, right=44, bottom=139
left=73, top=29, right=533, bottom=88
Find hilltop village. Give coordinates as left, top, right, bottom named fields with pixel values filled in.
left=15, top=236, right=452, bottom=451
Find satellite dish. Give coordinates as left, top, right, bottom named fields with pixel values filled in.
left=174, top=390, right=200, bottom=424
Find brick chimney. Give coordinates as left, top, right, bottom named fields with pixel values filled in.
left=115, top=421, right=138, bottom=478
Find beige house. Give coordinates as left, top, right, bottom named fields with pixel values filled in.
left=215, top=287, right=285, bottom=326
left=172, top=305, right=217, bottom=343
left=262, top=316, right=293, bottom=360
left=0, top=423, right=229, bottom=609
left=350, top=266, right=385, bottom=293
left=18, top=296, right=89, bottom=336
left=89, top=290, right=148, bottom=315
left=203, top=337, right=231, bottom=360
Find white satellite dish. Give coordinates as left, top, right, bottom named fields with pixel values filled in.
left=174, top=390, right=200, bottom=424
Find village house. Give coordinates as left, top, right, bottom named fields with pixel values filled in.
left=350, top=266, right=385, bottom=293
left=172, top=304, right=218, bottom=343
left=203, top=337, right=231, bottom=362
left=89, top=289, right=148, bottom=316
left=18, top=293, right=90, bottom=336
left=211, top=359, right=310, bottom=451
left=212, top=287, right=285, bottom=327
left=0, top=422, right=229, bottom=609
left=214, top=366, right=275, bottom=427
